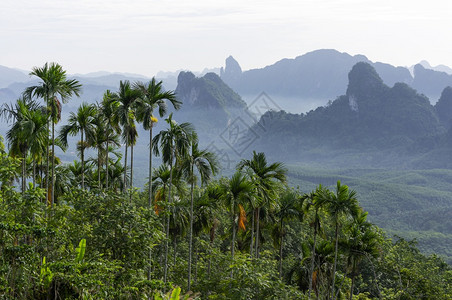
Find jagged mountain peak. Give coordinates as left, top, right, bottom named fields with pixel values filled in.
left=346, top=62, right=385, bottom=99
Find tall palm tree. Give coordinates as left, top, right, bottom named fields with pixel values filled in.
left=341, top=210, right=379, bottom=300
left=302, top=185, right=327, bottom=300
left=110, top=80, right=140, bottom=193
left=318, top=181, right=360, bottom=300
left=237, top=151, right=287, bottom=258
left=220, top=172, right=253, bottom=279
left=193, top=183, right=222, bottom=277
left=134, top=79, right=181, bottom=207
left=100, top=91, right=121, bottom=189
left=24, top=62, right=81, bottom=206
left=181, top=132, right=219, bottom=290
left=274, top=188, right=303, bottom=279
left=134, top=79, right=181, bottom=282
left=1, top=98, right=47, bottom=193
left=124, top=123, right=138, bottom=194
left=58, top=102, right=96, bottom=190
left=88, top=107, right=121, bottom=190
left=152, top=113, right=193, bottom=284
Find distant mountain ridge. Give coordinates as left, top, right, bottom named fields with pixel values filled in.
left=175, top=71, right=247, bottom=130
left=220, top=49, right=452, bottom=101
left=243, top=62, right=452, bottom=168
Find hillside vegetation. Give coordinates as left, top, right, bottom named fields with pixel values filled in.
left=1, top=62, right=450, bottom=299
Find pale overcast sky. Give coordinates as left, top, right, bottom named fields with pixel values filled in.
left=1, top=0, right=451, bottom=76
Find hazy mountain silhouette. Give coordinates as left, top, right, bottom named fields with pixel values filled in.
left=220, top=49, right=452, bottom=102
left=175, top=71, right=247, bottom=130
left=244, top=62, right=448, bottom=167
left=0, top=65, right=30, bottom=88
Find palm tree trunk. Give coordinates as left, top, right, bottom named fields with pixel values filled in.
left=123, top=134, right=128, bottom=193
left=106, top=137, right=109, bottom=189
left=194, top=241, right=198, bottom=284
left=130, top=142, right=134, bottom=197
left=46, top=117, right=50, bottom=206
left=98, top=147, right=101, bottom=189
left=81, top=130, right=84, bottom=190
left=164, top=149, right=174, bottom=286
left=33, top=160, right=36, bottom=188
left=22, top=151, right=26, bottom=195
left=331, top=221, right=339, bottom=300
left=250, top=207, right=254, bottom=257
left=279, top=218, right=284, bottom=279
left=148, top=127, right=153, bottom=281
left=308, top=220, right=318, bottom=299
left=188, top=163, right=194, bottom=291
left=230, top=197, right=236, bottom=279
left=148, top=127, right=153, bottom=207
left=51, top=121, right=55, bottom=207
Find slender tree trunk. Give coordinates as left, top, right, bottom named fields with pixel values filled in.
left=123, top=134, right=128, bottom=193
left=194, top=241, right=198, bottom=284
left=331, top=221, right=339, bottom=300
left=106, top=137, right=109, bottom=189
left=308, top=220, right=318, bottom=299
left=81, top=130, right=84, bottom=189
left=230, top=197, right=236, bottom=279
left=279, top=218, right=284, bottom=279
left=22, top=151, right=26, bottom=195
left=164, top=149, right=174, bottom=286
left=148, top=127, right=153, bottom=207
left=98, top=146, right=101, bottom=189
left=250, top=207, right=254, bottom=258
left=147, top=127, right=153, bottom=281
left=130, top=142, right=134, bottom=198
left=255, top=207, right=260, bottom=258
left=33, top=160, right=36, bottom=188
left=51, top=121, right=55, bottom=207
left=188, top=163, right=194, bottom=290
left=46, top=116, right=50, bottom=206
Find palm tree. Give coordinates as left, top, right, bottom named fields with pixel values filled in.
left=181, top=132, right=219, bottom=290
left=341, top=210, right=379, bottom=300
left=302, top=185, right=327, bottom=300
left=123, top=123, right=138, bottom=194
left=1, top=98, right=47, bottom=193
left=237, top=151, right=287, bottom=258
left=24, top=62, right=81, bottom=206
left=134, top=79, right=181, bottom=282
left=134, top=78, right=181, bottom=207
left=152, top=113, right=193, bottom=284
left=318, top=181, right=360, bottom=300
left=220, top=172, right=253, bottom=278
left=88, top=107, right=121, bottom=190
left=59, top=102, right=96, bottom=190
left=110, top=80, right=140, bottom=193
left=274, top=188, right=303, bottom=279
left=193, top=183, right=222, bottom=278
left=100, top=91, right=121, bottom=189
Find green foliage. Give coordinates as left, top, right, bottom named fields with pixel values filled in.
left=2, top=62, right=452, bottom=300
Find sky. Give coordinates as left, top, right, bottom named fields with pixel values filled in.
left=1, top=0, right=451, bottom=76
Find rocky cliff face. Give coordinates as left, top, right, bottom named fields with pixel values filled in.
left=175, top=71, right=247, bottom=129
left=435, top=86, right=452, bottom=127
